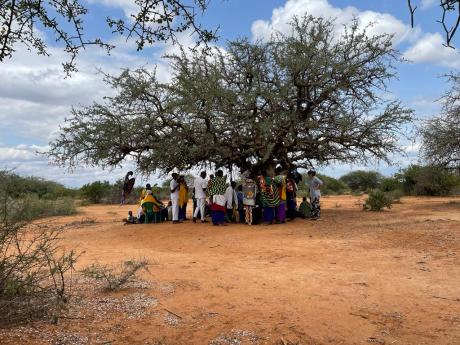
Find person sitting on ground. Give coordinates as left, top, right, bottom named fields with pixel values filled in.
left=123, top=210, right=137, bottom=224
left=298, top=197, right=311, bottom=219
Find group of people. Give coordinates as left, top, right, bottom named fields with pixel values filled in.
left=124, top=167, right=324, bottom=226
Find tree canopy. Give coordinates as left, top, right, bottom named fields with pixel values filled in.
left=0, top=0, right=215, bottom=74
left=420, top=73, right=460, bottom=169
left=48, top=15, right=413, bottom=175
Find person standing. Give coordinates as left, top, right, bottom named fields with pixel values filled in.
left=258, top=174, right=279, bottom=225
left=224, top=181, right=238, bottom=222
left=307, top=170, right=323, bottom=220
left=121, top=171, right=135, bottom=205
left=208, top=170, right=227, bottom=226
left=274, top=167, right=287, bottom=223
left=178, top=175, right=189, bottom=221
left=193, top=171, right=208, bottom=223
left=242, top=173, right=257, bottom=225
left=170, top=173, right=180, bottom=223
left=236, top=185, right=244, bottom=223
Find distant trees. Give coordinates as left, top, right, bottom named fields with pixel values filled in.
left=0, top=0, right=216, bottom=74
left=420, top=73, right=460, bottom=170
left=397, top=165, right=460, bottom=196
left=339, top=171, right=384, bottom=192
left=48, top=15, right=413, bottom=175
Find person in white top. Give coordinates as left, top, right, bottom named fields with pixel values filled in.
left=170, top=172, right=180, bottom=223
left=307, top=170, right=323, bottom=220
left=193, top=171, right=208, bottom=223
left=224, top=181, right=238, bottom=222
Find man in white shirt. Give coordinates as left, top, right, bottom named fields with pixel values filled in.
left=193, top=171, right=208, bottom=223
left=224, top=181, right=238, bottom=222
left=307, top=170, right=323, bottom=220
left=170, top=173, right=180, bottom=223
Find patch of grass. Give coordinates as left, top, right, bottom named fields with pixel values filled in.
left=81, top=259, right=149, bottom=292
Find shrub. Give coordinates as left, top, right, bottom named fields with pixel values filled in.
left=81, top=259, right=149, bottom=291
left=297, top=173, right=349, bottom=196
left=340, top=170, right=384, bottom=192
left=380, top=177, right=403, bottom=192
left=80, top=181, right=110, bottom=203
left=398, top=165, right=460, bottom=196
left=363, top=189, right=393, bottom=211
left=0, top=209, right=78, bottom=324
left=317, top=174, right=349, bottom=195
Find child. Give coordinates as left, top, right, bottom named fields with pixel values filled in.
left=123, top=210, right=137, bottom=224
left=298, top=197, right=311, bottom=219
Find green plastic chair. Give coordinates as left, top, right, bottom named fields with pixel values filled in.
left=142, top=202, right=162, bottom=224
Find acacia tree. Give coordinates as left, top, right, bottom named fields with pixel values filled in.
left=420, top=73, right=460, bottom=169
left=48, top=15, right=413, bottom=175
left=0, top=0, right=215, bottom=74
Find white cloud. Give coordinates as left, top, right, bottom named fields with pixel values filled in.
left=251, top=0, right=419, bottom=45
left=86, top=0, right=139, bottom=18
left=403, top=32, right=460, bottom=69
left=421, top=0, right=437, bottom=10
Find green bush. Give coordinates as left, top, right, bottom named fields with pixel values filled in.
left=317, top=174, right=349, bottom=195
left=340, top=170, right=384, bottom=192
left=297, top=173, right=349, bottom=196
left=380, top=177, right=403, bottom=192
left=363, top=190, right=393, bottom=211
left=80, top=181, right=111, bottom=203
left=397, top=165, right=460, bottom=196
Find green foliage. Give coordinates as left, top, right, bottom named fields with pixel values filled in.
left=0, top=178, right=78, bottom=324
left=297, top=174, right=348, bottom=196
left=340, top=170, right=384, bottom=192
left=1, top=0, right=215, bottom=75
left=380, top=177, right=403, bottom=192
left=80, top=181, right=110, bottom=204
left=363, top=190, right=394, bottom=211
left=48, top=15, right=413, bottom=175
left=81, top=259, right=149, bottom=291
left=420, top=73, right=460, bottom=169
left=0, top=170, right=77, bottom=222
left=398, top=165, right=460, bottom=196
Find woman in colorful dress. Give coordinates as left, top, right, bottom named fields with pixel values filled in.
left=208, top=170, right=227, bottom=226
left=257, top=174, right=280, bottom=225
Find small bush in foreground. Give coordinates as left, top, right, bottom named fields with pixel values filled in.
left=0, top=221, right=78, bottom=325
left=364, top=190, right=394, bottom=211
left=81, top=259, right=149, bottom=291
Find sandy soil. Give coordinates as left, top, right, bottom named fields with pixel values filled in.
left=1, top=195, right=459, bottom=345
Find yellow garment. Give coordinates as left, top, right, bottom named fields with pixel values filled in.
left=179, top=183, right=188, bottom=207
left=139, top=188, right=147, bottom=203
left=141, top=194, right=162, bottom=212
left=280, top=177, right=287, bottom=201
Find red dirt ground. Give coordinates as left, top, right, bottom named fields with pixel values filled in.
left=1, top=195, right=459, bottom=345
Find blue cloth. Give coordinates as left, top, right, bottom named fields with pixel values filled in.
left=263, top=207, right=275, bottom=222
left=212, top=210, right=225, bottom=225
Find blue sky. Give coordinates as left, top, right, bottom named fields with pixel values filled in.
left=0, top=0, right=459, bottom=187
